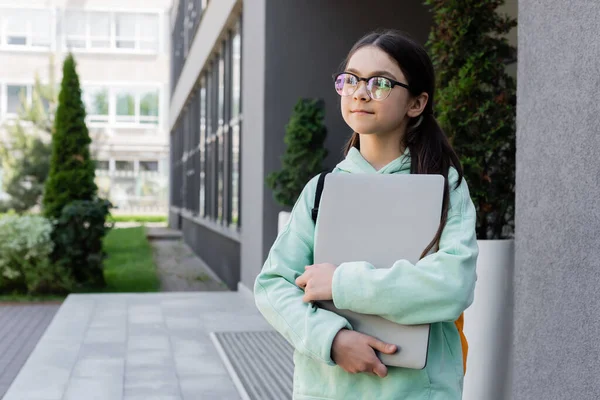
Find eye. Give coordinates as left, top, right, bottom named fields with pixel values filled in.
left=371, top=77, right=392, bottom=89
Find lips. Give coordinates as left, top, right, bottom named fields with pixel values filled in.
left=351, top=110, right=374, bottom=114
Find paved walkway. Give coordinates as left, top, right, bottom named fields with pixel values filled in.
left=0, top=304, right=61, bottom=398
left=147, top=227, right=228, bottom=292
left=3, top=292, right=270, bottom=400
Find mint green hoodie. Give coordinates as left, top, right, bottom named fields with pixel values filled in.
left=254, top=147, right=478, bottom=400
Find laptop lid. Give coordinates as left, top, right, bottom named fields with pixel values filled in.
left=313, top=173, right=445, bottom=369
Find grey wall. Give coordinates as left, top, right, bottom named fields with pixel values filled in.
left=513, top=1, right=600, bottom=399
left=238, top=0, right=432, bottom=290
left=182, top=218, right=241, bottom=289
left=240, top=0, right=267, bottom=291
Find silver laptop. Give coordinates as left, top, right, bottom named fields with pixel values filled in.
left=313, top=173, right=445, bottom=369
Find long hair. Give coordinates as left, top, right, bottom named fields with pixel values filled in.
left=341, top=29, right=463, bottom=258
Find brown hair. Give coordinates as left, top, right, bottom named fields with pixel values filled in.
left=341, top=29, right=464, bottom=258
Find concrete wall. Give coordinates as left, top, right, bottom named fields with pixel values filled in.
left=240, top=0, right=267, bottom=291
left=240, top=0, right=432, bottom=290
left=181, top=216, right=241, bottom=289
left=513, top=1, right=600, bottom=398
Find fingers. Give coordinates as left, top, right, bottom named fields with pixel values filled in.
left=368, top=337, right=397, bottom=355
left=373, top=362, right=388, bottom=378
left=295, top=274, right=307, bottom=289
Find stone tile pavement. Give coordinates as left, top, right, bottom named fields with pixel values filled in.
left=2, top=292, right=271, bottom=400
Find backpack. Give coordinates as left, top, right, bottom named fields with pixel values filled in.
left=311, top=170, right=331, bottom=224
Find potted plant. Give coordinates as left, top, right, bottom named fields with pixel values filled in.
left=425, top=0, right=517, bottom=398
left=266, top=98, right=328, bottom=234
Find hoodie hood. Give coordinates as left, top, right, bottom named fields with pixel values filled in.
left=334, top=146, right=411, bottom=174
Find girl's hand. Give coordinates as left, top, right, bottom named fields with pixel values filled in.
left=295, top=263, right=336, bottom=302
left=331, top=329, right=397, bottom=378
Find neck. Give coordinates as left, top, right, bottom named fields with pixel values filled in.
left=358, top=130, right=406, bottom=171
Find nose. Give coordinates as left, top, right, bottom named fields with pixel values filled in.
left=352, top=80, right=370, bottom=102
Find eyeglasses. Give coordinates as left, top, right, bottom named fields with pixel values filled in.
left=333, top=72, right=410, bottom=101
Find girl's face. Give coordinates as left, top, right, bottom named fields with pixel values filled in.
left=340, top=46, right=424, bottom=137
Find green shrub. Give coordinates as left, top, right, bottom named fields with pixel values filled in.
left=266, top=98, right=328, bottom=208
left=425, top=0, right=517, bottom=239
left=0, top=214, right=74, bottom=295
left=52, top=198, right=113, bottom=288
left=43, top=53, right=97, bottom=220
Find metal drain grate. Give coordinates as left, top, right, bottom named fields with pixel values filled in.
left=211, top=331, right=294, bottom=400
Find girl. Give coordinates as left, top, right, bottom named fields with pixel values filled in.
left=254, top=29, right=478, bottom=400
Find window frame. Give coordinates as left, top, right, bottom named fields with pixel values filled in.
left=0, top=7, right=54, bottom=51
left=62, top=9, right=160, bottom=55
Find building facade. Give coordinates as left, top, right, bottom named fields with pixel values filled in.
left=0, top=0, right=173, bottom=213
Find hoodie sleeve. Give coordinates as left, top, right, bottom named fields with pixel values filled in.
left=254, top=175, right=352, bottom=366
left=331, top=169, right=478, bottom=325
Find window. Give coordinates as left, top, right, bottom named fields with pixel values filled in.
left=230, top=20, right=242, bottom=226
left=171, top=15, right=242, bottom=228
left=63, top=11, right=159, bottom=52
left=1, top=9, right=52, bottom=49
left=138, top=14, right=158, bottom=51
left=115, top=13, right=136, bottom=49
left=82, top=86, right=160, bottom=126
left=65, top=11, right=87, bottom=48
left=140, top=161, right=158, bottom=172
left=199, top=76, right=207, bottom=217
left=83, top=87, right=109, bottom=123
left=140, top=90, right=159, bottom=124
left=7, top=85, right=28, bottom=114
left=116, top=90, right=136, bottom=123
left=115, top=161, right=134, bottom=171
left=90, top=12, right=111, bottom=49
left=95, top=160, right=109, bottom=170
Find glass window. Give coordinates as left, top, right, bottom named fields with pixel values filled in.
left=115, top=14, right=136, bottom=49
left=139, top=161, right=158, bottom=172
left=89, top=12, right=111, bottom=48
left=232, top=28, right=241, bottom=119
left=83, top=87, right=109, bottom=122
left=95, top=160, right=109, bottom=170
left=30, top=10, right=52, bottom=47
left=140, top=90, right=159, bottom=124
left=199, top=76, right=207, bottom=217
left=65, top=11, right=87, bottom=48
left=7, top=85, right=28, bottom=114
left=115, top=161, right=134, bottom=171
left=138, top=14, right=158, bottom=51
left=116, top=90, right=136, bottom=122
left=5, top=10, right=27, bottom=45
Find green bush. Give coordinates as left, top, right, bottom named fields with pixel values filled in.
left=426, top=0, right=517, bottom=239
left=43, top=53, right=97, bottom=220
left=52, top=198, right=113, bottom=288
left=0, top=214, right=74, bottom=295
left=266, top=98, right=328, bottom=208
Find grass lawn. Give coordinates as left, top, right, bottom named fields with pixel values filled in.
left=107, top=215, right=167, bottom=223
left=101, top=226, right=160, bottom=293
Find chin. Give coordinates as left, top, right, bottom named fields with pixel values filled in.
left=349, top=124, right=378, bottom=136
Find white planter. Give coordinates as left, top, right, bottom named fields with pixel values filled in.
left=463, top=239, right=514, bottom=400
left=278, top=211, right=292, bottom=235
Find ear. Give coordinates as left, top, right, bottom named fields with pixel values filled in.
left=406, top=92, right=429, bottom=118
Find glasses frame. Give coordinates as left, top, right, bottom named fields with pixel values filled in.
left=333, top=72, right=411, bottom=101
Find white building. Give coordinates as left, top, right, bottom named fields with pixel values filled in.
left=0, top=0, right=173, bottom=213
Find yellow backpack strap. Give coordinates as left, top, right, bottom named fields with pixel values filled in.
left=454, top=313, right=468, bottom=375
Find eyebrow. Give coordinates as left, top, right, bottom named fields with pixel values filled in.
left=345, top=68, right=398, bottom=81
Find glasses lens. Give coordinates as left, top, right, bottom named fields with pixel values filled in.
left=335, top=73, right=358, bottom=96
left=368, top=77, right=393, bottom=100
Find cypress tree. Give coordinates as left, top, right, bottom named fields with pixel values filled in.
left=43, top=53, right=97, bottom=219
